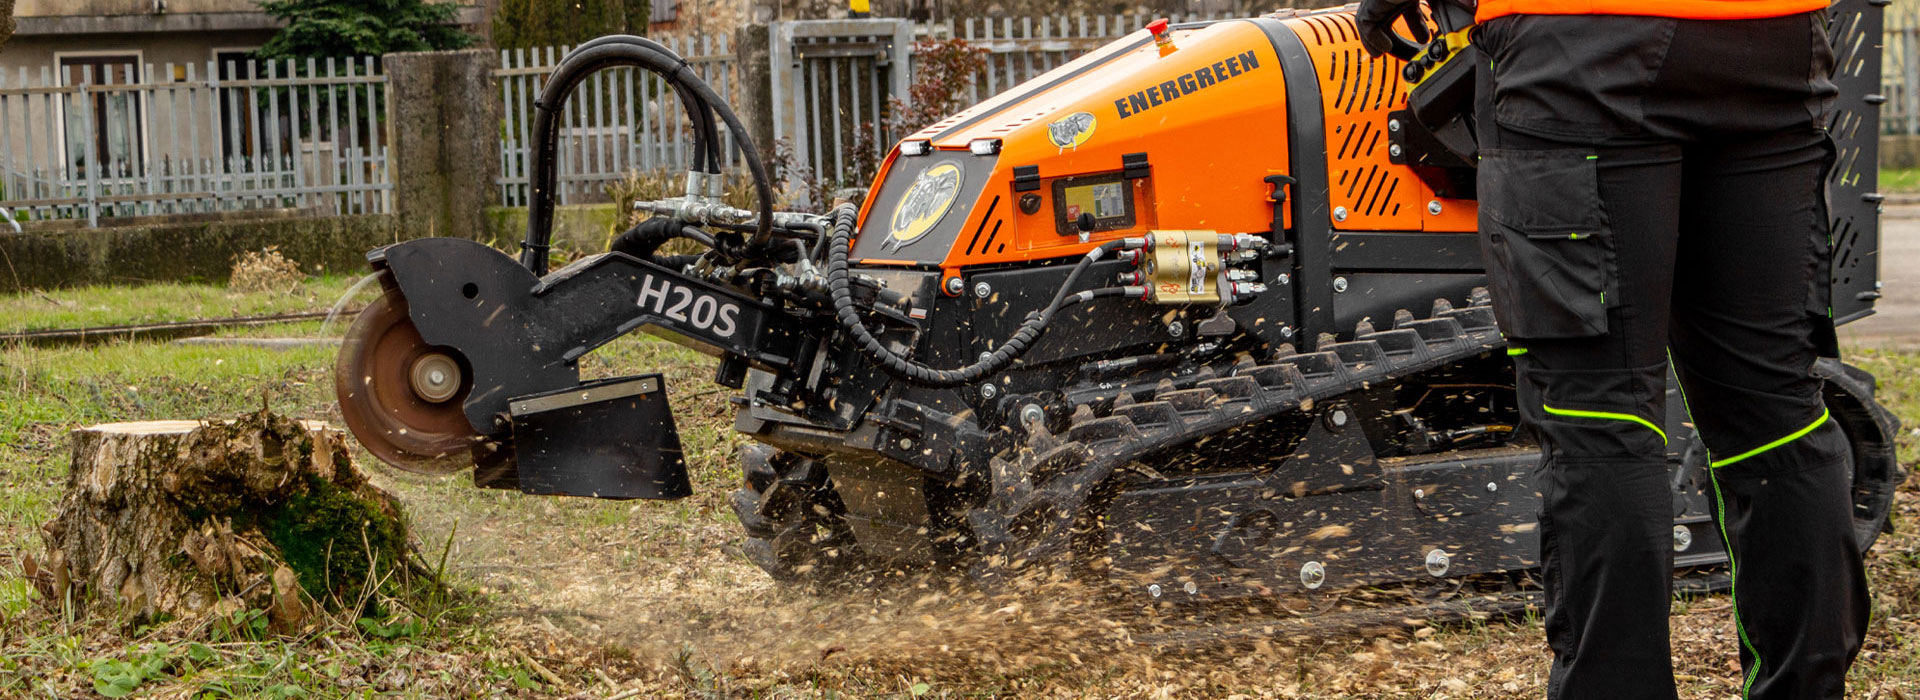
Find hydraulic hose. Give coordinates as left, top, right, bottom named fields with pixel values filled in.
left=825, top=205, right=1127, bottom=388
left=574, top=35, right=720, bottom=174
left=609, top=217, right=714, bottom=263
left=521, top=39, right=773, bottom=274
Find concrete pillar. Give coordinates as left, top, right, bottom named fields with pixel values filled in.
left=385, top=49, right=501, bottom=240
left=735, top=25, right=776, bottom=170
left=735, top=0, right=781, bottom=169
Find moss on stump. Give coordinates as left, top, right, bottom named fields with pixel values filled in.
left=31, top=410, right=430, bottom=628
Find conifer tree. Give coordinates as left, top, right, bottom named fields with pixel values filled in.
left=256, top=0, right=478, bottom=59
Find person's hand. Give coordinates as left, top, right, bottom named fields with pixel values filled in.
left=1355, top=0, right=1428, bottom=59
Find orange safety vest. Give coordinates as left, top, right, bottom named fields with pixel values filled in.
left=1478, top=0, right=1829, bottom=22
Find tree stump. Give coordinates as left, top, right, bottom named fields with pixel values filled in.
left=30, top=410, right=421, bottom=627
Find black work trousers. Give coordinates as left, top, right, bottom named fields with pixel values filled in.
left=1474, top=12, right=1868, bottom=700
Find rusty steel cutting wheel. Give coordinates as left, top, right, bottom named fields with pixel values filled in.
left=334, top=287, right=480, bottom=474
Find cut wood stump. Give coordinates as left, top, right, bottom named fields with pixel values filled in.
left=31, top=410, right=425, bottom=627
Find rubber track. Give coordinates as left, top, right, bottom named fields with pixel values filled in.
left=966, top=291, right=1508, bottom=582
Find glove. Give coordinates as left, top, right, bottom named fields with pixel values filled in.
left=1355, top=0, right=1430, bottom=59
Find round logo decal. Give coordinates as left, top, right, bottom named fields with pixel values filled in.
left=1048, top=112, right=1097, bottom=150
left=886, top=161, right=964, bottom=250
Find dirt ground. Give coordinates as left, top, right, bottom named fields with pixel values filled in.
left=1, top=279, right=1916, bottom=698
left=343, top=342, right=1920, bottom=699
left=1840, top=204, right=1920, bottom=348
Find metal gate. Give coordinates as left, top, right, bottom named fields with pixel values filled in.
left=769, top=19, right=913, bottom=203
left=1828, top=0, right=1887, bottom=324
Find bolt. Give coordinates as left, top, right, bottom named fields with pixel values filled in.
left=1487, top=482, right=1498, bottom=493
left=1329, top=409, right=1349, bottom=427
left=980, top=384, right=1000, bottom=399
left=898, top=438, right=913, bottom=449
left=1280, top=326, right=1295, bottom=339
left=945, top=277, right=965, bottom=295
left=1167, top=321, right=1185, bottom=338
left=1388, top=119, right=1401, bottom=132
left=1388, top=143, right=1403, bottom=158
left=1300, top=561, right=1326, bottom=589
left=1333, top=276, right=1349, bottom=293
left=1183, top=581, right=1198, bottom=595
left=1673, top=525, right=1694, bottom=552
left=1148, top=583, right=1164, bottom=598
left=1277, top=273, right=1291, bottom=285
left=1020, top=404, right=1045, bottom=427
left=1332, top=206, right=1348, bottom=222
left=973, top=281, right=992, bottom=298
left=1425, top=549, right=1451, bottom=577
left=1427, top=200, right=1443, bottom=215
left=1414, top=488, right=1425, bottom=499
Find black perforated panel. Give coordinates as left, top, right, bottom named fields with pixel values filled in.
left=1827, top=0, right=1885, bottom=325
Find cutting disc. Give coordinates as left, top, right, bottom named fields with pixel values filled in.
left=334, top=288, right=480, bottom=474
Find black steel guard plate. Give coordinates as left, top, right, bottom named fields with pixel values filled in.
left=508, top=373, right=691, bottom=500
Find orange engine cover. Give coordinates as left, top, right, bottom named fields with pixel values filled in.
left=850, top=8, right=1478, bottom=284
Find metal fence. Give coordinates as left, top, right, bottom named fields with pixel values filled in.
left=26, top=6, right=1920, bottom=231
left=0, top=57, right=390, bottom=226
left=494, top=35, right=742, bottom=207
left=923, top=13, right=1228, bottom=107
left=1884, top=5, right=1920, bottom=134
left=763, top=12, right=1227, bottom=197
left=770, top=19, right=914, bottom=195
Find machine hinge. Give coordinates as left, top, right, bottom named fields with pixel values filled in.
left=1012, top=165, right=1042, bottom=192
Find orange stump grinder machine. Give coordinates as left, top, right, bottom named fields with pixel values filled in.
left=336, top=2, right=1901, bottom=615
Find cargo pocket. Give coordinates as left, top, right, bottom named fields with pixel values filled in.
left=1478, top=148, right=1617, bottom=339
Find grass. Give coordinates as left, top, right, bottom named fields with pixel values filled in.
left=1881, top=167, right=1920, bottom=194
left=0, top=275, right=368, bottom=333
left=0, top=281, right=1914, bottom=697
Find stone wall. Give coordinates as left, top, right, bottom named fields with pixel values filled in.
left=0, top=214, right=399, bottom=292
left=483, top=204, right=623, bottom=255
left=1883, top=134, right=1920, bottom=170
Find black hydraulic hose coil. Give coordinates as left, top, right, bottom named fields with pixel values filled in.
left=573, top=36, right=720, bottom=174
left=520, top=38, right=773, bottom=274
left=825, top=205, right=1125, bottom=388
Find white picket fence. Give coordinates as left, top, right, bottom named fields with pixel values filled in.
left=923, top=13, right=1232, bottom=107
left=1884, top=7, right=1920, bottom=134
left=494, top=35, right=743, bottom=207
left=0, top=58, right=391, bottom=226
left=21, top=5, right=1917, bottom=230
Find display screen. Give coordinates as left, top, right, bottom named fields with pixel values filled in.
left=1063, top=182, right=1126, bottom=221
left=1051, top=173, right=1136, bottom=235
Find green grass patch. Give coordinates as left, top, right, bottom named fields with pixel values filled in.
left=1881, top=168, right=1920, bottom=194
left=0, top=312, right=1911, bottom=697
left=0, top=275, right=369, bottom=333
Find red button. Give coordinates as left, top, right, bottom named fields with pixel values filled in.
left=1147, top=18, right=1169, bottom=36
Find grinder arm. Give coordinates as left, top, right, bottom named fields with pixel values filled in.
left=367, top=237, right=815, bottom=439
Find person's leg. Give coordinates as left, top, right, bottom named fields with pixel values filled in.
left=1477, top=117, right=1684, bottom=698
left=1669, top=125, right=1867, bottom=700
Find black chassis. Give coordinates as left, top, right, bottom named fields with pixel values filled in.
left=364, top=0, right=1889, bottom=582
